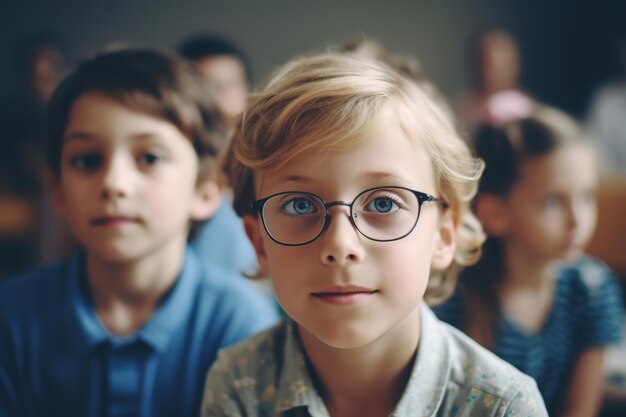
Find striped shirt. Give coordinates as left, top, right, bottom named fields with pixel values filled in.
left=432, top=255, right=624, bottom=414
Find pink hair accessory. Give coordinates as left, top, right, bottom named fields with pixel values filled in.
left=485, top=90, right=534, bottom=125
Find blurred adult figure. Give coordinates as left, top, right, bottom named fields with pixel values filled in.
left=587, top=32, right=626, bottom=178
left=457, top=28, right=534, bottom=138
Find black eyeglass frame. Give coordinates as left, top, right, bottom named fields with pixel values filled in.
left=250, top=186, right=446, bottom=247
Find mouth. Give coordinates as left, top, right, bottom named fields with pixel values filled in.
left=91, top=216, right=139, bottom=227
left=311, top=285, right=378, bottom=306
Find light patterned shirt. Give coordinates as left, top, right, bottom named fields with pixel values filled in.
left=201, top=304, right=547, bottom=417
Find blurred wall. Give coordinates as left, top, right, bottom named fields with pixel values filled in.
left=0, top=0, right=624, bottom=117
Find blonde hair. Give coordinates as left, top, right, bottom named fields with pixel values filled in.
left=222, top=53, right=485, bottom=303
left=336, top=37, right=454, bottom=121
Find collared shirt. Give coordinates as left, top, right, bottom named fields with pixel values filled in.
left=434, top=255, right=624, bottom=414
left=201, top=304, right=548, bottom=417
left=0, top=247, right=280, bottom=417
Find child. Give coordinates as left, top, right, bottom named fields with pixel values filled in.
left=200, top=53, right=548, bottom=416
left=178, top=33, right=259, bottom=276
left=433, top=106, right=624, bottom=416
left=178, top=33, right=251, bottom=134
left=0, top=49, right=279, bottom=417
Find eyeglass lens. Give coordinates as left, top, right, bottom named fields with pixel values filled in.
left=260, top=187, right=421, bottom=245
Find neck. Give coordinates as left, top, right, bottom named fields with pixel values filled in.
left=502, top=243, right=560, bottom=291
left=298, top=307, right=420, bottom=417
left=85, top=241, right=185, bottom=336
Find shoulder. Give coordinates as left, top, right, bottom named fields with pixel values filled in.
left=438, top=320, right=546, bottom=414
left=188, top=250, right=279, bottom=339
left=559, top=255, right=624, bottom=345
left=212, top=320, right=289, bottom=369
left=0, top=260, right=69, bottom=317
left=195, top=257, right=276, bottom=315
left=201, top=321, right=289, bottom=416
left=560, top=255, right=622, bottom=298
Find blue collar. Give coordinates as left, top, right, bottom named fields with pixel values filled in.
left=68, top=247, right=201, bottom=353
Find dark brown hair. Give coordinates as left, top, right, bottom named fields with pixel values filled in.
left=461, top=105, right=587, bottom=349
left=47, top=48, right=224, bottom=180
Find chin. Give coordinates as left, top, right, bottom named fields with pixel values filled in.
left=557, top=246, right=584, bottom=262
left=302, top=321, right=382, bottom=350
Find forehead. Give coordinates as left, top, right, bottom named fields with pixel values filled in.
left=256, top=122, right=436, bottom=197
left=197, top=55, right=245, bottom=78
left=64, top=93, right=186, bottom=143
left=515, top=144, right=596, bottom=193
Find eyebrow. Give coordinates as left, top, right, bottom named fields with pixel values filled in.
left=63, top=131, right=166, bottom=143
left=277, top=171, right=415, bottom=186
left=63, top=131, right=97, bottom=142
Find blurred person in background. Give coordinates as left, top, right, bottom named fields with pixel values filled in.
left=0, top=48, right=278, bottom=417
left=433, top=105, right=624, bottom=416
left=178, top=33, right=259, bottom=278
left=0, top=32, right=72, bottom=279
left=178, top=33, right=251, bottom=139
left=586, top=31, right=626, bottom=178
left=457, top=28, right=534, bottom=139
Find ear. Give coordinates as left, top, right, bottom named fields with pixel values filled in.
left=473, top=193, right=510, bottom=237
left=431, top=208, right=457, bottom=270
left=243, top=214, right=270, bottom=276
left=190, top=179, right=222, bottom=221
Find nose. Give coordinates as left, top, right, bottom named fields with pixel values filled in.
left=319, top=206, right=365, bottom=266
left=566, top=194, right=597, bottom=234
left=100, top=154, right=132, bottom=200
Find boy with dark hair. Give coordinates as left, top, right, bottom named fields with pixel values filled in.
left=178, top=33, right=259, bottom=277
left=178, top=33, right=251, bottom=133
left=0, top=48, right=279, bottom=417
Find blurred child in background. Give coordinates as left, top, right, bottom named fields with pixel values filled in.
left=178, top=33, right=251, bottom=137
left=0, top=48, right=278, bottom=417
left=434, top=105, right=624, bottom=416
left=178, top=33, right=259, bottom=277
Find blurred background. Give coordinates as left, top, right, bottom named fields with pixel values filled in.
left=0, top=0, right=624, bottom=117
left=0, top=0, right=625, bottom=280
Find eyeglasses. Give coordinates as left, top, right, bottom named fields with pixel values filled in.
left=250, top=186, right=445, bottom=246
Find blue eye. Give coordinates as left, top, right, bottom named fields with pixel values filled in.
left=365, top=197, right=398, bottom=213
left=69, top=153, right=102, bottom=171
left=282, top=197, right=318, bottom=216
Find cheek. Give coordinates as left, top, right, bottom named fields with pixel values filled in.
left=371, top=234, right=434, bottom=280
left=578, top=205, right=598, bottom=240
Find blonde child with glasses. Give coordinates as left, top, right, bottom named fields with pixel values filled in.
left=201, top=53, right=548, bottom=417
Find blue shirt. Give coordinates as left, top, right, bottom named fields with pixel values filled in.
left=191, top=199, right=258, bottom=276
left=0, top=247, right=280, bottom=417
left=433, top=255, right=624, bottom=414
left=201, top=304, right=548, bottom=417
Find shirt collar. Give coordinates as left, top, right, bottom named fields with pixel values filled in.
left=392, top=304, right=451, bottom=417
left=274, top=321, right=329, bottom=416
left=68, top=247, right=201, bottom=353
left=273, top=304, right=451, bottom=417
